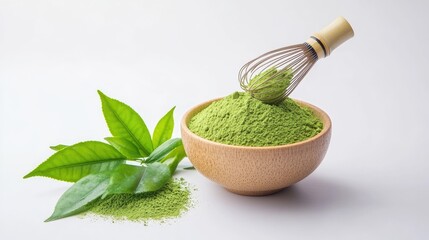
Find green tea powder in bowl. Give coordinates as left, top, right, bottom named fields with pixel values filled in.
left=188, top=92, right=323, bottom=147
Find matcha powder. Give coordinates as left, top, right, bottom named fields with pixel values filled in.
left=189, top=92, right=323, bottom=147
left=86, top=178, right=193, bottom=223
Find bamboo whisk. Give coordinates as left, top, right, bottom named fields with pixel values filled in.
left=239, top=16, right=354, bottom=104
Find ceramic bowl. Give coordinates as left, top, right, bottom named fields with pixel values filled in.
left=181, top=98, right=332, bottom=196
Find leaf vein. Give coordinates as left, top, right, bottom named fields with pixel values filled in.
left=34, top=157, right=125, bottom=173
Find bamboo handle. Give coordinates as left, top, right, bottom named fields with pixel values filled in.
left=306, top=16, right=354, bottom=58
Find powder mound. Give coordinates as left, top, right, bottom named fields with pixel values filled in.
left=188, top=92, right=323, bottom=147
left=86, top=178, right=193, bottom=223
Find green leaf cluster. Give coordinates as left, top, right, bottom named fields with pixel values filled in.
left=24, top=91, right=187, bottom=222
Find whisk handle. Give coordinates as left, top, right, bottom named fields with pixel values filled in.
left=307, top=16, right=354, bottom=58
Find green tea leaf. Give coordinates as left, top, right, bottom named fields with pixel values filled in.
left=103, top=162, right=171, bottom=197
left=45, top=171, right=111, bottom=222
left=50, top=144, right=68, bottom=151
left=152, top=106, right=175, bottom=149
left=105, top=137, right=141, bottom=159
left=98, top=90, right=153, bottom=156
left=24, top=141, right=126, bottom=182
left=160, top=144, right=187, bottom=174
left=136, top=162, right=171, bottom=193
left=145, top=138, right=182, bottom=163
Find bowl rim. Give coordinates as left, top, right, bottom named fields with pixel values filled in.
left=181, top=97, right=332, bottom=150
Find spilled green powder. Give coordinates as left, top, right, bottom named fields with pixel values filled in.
left=189, top=92, right=323, bottom=147
left=86, top=178, right=192, bottom=222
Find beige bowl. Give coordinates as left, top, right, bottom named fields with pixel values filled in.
left=181, top=98, right=332, bottom=196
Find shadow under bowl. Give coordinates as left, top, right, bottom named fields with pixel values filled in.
left=181, top=98, right=332, bottom=196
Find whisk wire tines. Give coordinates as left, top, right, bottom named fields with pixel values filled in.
left=239, top=16, right=354, bottom=104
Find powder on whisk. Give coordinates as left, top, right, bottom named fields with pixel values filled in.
left=188, top=92, right=323, bottom=147
left=247, top=67, right=292, bottom=103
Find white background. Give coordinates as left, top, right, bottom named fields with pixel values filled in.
left=1, top=0, right=428, bottom=239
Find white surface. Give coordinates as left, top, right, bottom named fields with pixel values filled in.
left=1, top=0, right=429, bottom=239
